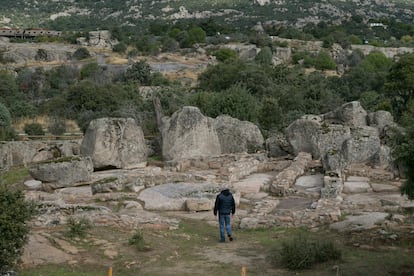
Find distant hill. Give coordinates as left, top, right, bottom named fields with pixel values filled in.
left=1, top=0, right=413, bottom=31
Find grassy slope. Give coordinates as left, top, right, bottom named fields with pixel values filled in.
left=18, top=219, right=414, bottom=276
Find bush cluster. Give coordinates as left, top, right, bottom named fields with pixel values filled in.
left=280, top=233, right=341, bottom=270
left=0, top=185, right=36, bottom=272
left=128, top=229, right=148, bottom=251
left=23, top=123, right=45, bottom=136
left=66, top=216, right=92, bottom=239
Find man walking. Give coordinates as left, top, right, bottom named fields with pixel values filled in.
left=214, top=188, right=236, bottom=242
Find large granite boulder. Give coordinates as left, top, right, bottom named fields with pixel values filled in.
left=80, top=118, right=148, bottom=169
left=214, top=115, right=264, bottom=154
left=343, top=126, right=381, bottom=164
left=286, top=115, right=321, bottom=158
left=29, top=156, right=93, bottom=189
left=0, top=140, right=81, bottom=171
left=161, top=107, right=221, bottom=161
left=285, top=102, right=397, bottom=173
left=266, top=132, right=292, bottom=157
left=367, top=110, right=395, bottom=132
left=323, top=101, right=367, bottom=127
left=318, top=124, right=352, bottom=171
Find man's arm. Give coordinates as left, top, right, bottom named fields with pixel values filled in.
left=231, top=196, right=236, bottom=215
left=213, top=195, right=220, bottom=216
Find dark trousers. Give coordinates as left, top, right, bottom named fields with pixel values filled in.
left=218, top=213, right=232, bottom=241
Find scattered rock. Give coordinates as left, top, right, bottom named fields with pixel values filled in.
left=330, top=212, right=389, bottom=232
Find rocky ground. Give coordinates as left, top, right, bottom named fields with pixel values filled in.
left=19, top=153, right=414, bottom=274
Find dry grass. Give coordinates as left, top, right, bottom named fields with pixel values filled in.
left=13, top=116, right=81, bottom=134
left=106, top=56, right=128, bottom=64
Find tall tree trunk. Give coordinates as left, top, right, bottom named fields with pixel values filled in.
left=153, top=96, right=163, bottom=133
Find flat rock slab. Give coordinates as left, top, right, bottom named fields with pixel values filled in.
left=22, top=233, right=74, bottom=267
left=347, top=176, right=370, bottom=182
left=277, top=198, right=313, bottom=210
left=342, top=194, right=382, bottom=209
left=294, top=174, right=323, bottom=189
left=56, top=186, right=93, bottom=203
left=330, top=212, right=388, bottom=232
left=343, top=181, right=371, bottom=194
left=137, top=182, right=220, bottom=211
left=233, top=173, right=273, bottom=196
left=371, top=183, right=399, bottom=193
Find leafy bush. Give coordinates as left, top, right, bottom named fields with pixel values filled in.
left=66, top=216, right=92, bottom=239
left=280, top=233, right=341, bottom=270
left=0, top=102, right=11, bottom=128
left=72, top=47, right=91, bottom=60
left=255, top=47, right=273, bottom=65
left=80, top=62, right=99, bottom=80
left=213, top=48, right=238, bottom=62
left=48, top=117, right=66, bottom=135
left=124, top=60, right=152, bottom=85
left=112, top=42, right=127, bottom=53
left=0, top=184, right=36, bottom=272
left=23, top=123, right=45, bottom=136
left=129, top=229, right=148, bottom=251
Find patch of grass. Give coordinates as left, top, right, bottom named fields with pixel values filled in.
left=18, top=264, right=108, bottom=276
left=17, top=220, right=414, bottom=276
left=36, top=156, right=82, bottom=164
left=0, top=167, right=29, bottom=186
left=66, top=216, right=92, bottom=239
left=129, top=229, right=149, bottom=251
left=280, top=232, right=341, bottom=270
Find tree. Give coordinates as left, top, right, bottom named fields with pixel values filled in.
left=0, top=102, right=11, bottom=128
left=0, top=185, right=36, bottom=272
left=198, top=59, right=247, bottom=92
left=255, top=47, right=273, bottom=65
left=213, top=48, right=237, bottom=62
left=210, top=84, right=258, bottom=122
left=385, top=53, right=414, bottom=119
left=392, top=124, right=414, bottom=200
left=72, top=47, right=91, bottom=60
left=187, top=27, right=206, bottom=45
left=80, top=62, right=99, bottom=80
left=112, top=42, right=127, bottom=53
left=24, top=123, right=45, bottom=136
left=0, top=70, right=21, bottom=108
left=0, top=103, right=12, bottom=141
left=314, top=50, right=336, bottom=71
left=258, top=97, right=283, bottom=131
left=124, top=60, right=152, bottom=85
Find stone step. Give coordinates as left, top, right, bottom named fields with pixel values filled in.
left=232, top=173, right=273, bottom=197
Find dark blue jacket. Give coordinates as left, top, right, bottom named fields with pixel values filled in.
left=214, top=189, right=235, bottom=216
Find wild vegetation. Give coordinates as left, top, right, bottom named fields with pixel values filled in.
left=1, top=0, right=414, bottom=273
left=0, top=184, right=36, bottom=273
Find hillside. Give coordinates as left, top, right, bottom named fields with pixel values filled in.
left=1, top=0, right=414, bottom=31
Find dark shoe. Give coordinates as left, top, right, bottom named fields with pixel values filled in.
left=219, top=239, right=225, bottom=243
left=228, top=235, right=233, bottom=241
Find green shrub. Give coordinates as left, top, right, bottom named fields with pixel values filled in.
left=48, top=117, right=66, bottom=135
left=213, top=48, right=238, bottom=62
left=72, top=47, right=91, bottom=60
left=80, top=62, right=99, bottom=80
left=112, top=42, right=127, bottom=53
left=24, top=123, right=45, bottom=136
left=66, top=216, right=92, bottom=239
left=280, top=233, right=341, bottom=270
left=124, top=60, right=152, bottom=85
left=0, top=184, right=36, bottom=272
left=129, top=229, right=148, bottom=251
left=255, top=46, right=273, bottom=65
left=0, top=102, right=11, bottom=128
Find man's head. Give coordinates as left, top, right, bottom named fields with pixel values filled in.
left=221, top=188, right=230, bottom=195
